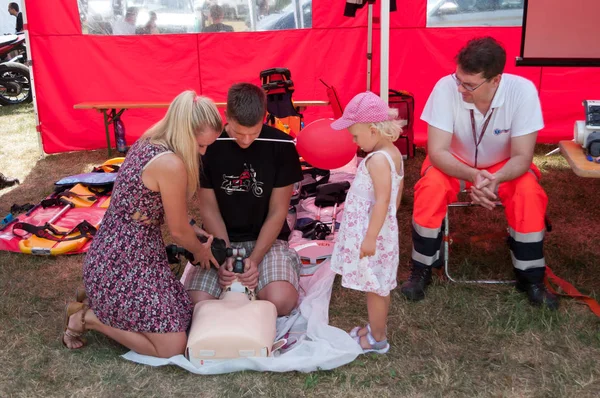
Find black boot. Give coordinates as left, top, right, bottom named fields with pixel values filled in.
left=400, top=264, right=432, bottom=301
left=0, top=173, right=19, bottom=190
left=516, top=281, right=559, bottom=310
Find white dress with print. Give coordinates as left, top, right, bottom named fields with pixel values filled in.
left=330, top=151, right=403, bottom=296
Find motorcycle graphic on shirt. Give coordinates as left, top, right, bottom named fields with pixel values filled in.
left=221, top=163, right=264, bottom=197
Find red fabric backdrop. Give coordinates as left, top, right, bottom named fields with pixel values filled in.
left=25, top=0, right=599, bottom=153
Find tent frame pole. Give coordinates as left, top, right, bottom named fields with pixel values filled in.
left=366, top=2, right=373, bottom=91
left=380, top=0, right=390, bottom=102
left=22, top=0, right=45, bottom=158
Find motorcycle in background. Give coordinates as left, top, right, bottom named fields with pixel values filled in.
left=0, top=33, right=32, bottom=106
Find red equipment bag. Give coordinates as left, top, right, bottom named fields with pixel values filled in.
left=388, top=89, right=415, bottom=159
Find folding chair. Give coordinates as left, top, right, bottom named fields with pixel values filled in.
left=442, top=191, right=513, bottom=284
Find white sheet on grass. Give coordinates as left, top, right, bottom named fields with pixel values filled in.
left=122, top=261, right=362, bottom=374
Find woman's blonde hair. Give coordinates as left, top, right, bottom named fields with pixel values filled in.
left=371, top=108, right=407, bottom=142
left=143, top=90, right=222, bottom=196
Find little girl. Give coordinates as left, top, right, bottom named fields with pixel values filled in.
left=329, top=91, right=404, bottom=354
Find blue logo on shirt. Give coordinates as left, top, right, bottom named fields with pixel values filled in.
left=493, top=128, right=510, bottom=135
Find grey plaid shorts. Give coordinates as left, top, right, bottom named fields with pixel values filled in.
left=183, top=239, right=301, bottom=298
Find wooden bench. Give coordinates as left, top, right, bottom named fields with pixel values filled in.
left=74, top=100, right=330, bottom=156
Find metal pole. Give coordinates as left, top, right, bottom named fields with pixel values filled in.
left=380, top=0, right=390, bottom=102
left=366, top=3, right=373, bottom=91
left=248, top=0, right=257, bottom=31
left=293, top=0, right=303, bottom=29
left=21, top=0, right=45, bottom=158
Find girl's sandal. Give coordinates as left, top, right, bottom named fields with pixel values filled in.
left=352, top=326, right=390, bottom=354
left=349, top=324, right=370, bottom=339
left=350, top=324, right=387, bottom=339
left=62, top=301, right=88, bottom=349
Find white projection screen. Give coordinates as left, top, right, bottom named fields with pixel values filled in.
left=517, top=0, right=600, bottom=66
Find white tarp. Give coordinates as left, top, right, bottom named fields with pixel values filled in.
left=122, top=260, right=362, bottom=374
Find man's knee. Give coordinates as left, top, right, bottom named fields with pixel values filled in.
left=257, top=281, right=298, bottom=316
left=188, top=290, right=218, bottom=305
left=415, top=167, right=455, bottom=202
left=512, top=173, right=548, bottom=204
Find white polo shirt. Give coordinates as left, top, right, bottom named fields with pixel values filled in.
left=421, top=73, right=544, bottom=169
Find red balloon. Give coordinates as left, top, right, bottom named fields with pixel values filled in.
left=296, top=118, right=357, bottom=170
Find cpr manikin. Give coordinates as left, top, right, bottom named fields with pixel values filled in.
left=178, top=241, right=280, bottom=365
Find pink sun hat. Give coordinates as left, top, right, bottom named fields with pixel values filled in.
left=330, top=91, right=392, bottom=130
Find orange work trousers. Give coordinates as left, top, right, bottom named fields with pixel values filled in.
left=411, top=156, right=548, bottom=283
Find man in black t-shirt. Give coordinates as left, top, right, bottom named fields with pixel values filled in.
left=185, top=83, right=303, bottom=316
left=8, top=3, right=23, bottom=33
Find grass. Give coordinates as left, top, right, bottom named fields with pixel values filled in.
left=1, top=103, right=600, bottom=397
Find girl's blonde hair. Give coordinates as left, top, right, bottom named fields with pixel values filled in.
left=143, top=90, right=222, bottom=196
left=371, top=108, right=407, bottom=142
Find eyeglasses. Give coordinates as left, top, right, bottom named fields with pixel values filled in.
left=451, top=73, right=489, bottom=92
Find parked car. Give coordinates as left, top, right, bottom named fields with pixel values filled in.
left=80, top=0, right=197, bottom=34
left=428, top=0, right=523, bottom=15
left=256, top=0, right=311, bottom=31
left=126, top=0, right=197, bottom=33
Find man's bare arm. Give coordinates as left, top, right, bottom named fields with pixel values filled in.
left=494, top=132, right=538, bottom=183
left=428, top=125, right=478, bottom=182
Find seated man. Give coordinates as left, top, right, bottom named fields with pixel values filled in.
left=401, top=37, right=558, bottom=310
left=185, top=82, right=303, bottom=316
left=202, top=5, right=234, bottom=33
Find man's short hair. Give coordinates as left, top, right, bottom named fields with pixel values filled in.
left=210, top=4, right=224, bottom=20
left=456, top=37, right=506, bottom=79
left=8, top=2, right=19, bottom=12
left=227, top=83, right=267, bottom=127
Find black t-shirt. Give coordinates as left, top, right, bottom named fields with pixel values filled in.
left=200, top=124, right=303, bottom=242
left=16, top=12, right=23, bottom=33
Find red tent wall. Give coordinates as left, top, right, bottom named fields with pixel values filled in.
left=25, top=0, right=599, bottom=154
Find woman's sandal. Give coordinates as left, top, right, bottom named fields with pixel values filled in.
left=62, top=301, right=88, bottom=349
left=75, top=286, right=87, bottom=303
left=350, top=324, right=390, bottom=354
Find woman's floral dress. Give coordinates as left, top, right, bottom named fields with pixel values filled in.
left=83, top=139, right=193, bottom=333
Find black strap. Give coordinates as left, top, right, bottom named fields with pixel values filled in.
left=41, top=191, right=99, bottom=208
left=12, top=220, right=97, bottom=242
left=10, top=203, right=34, bottom=214
left=469, top=109, right=495, bottom=168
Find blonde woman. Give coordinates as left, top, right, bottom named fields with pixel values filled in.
left=62, top=91, right=222, bottom=358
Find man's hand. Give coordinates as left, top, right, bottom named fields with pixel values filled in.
left=237, top=257, right=260, bottom=290
left=472, top=169, right=495, bottom=190
left=360, top=236, right=377, bottom=259
left=192, top=235, right=219, bottom=270
left=218, top=257, right=236, bottom=288
left=470, top=170, right=499, bottom=210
